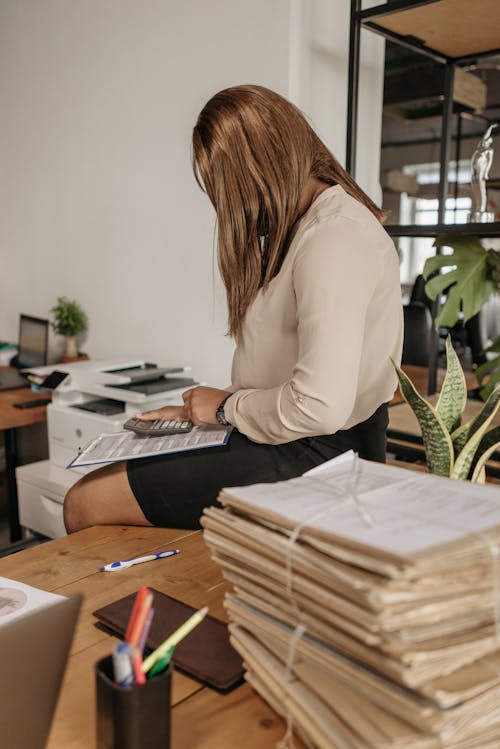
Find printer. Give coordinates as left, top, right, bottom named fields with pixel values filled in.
left=16, top=358, right=197, bottom=538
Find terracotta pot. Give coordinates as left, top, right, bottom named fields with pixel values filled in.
left=59, top=353, right=89, bottom=364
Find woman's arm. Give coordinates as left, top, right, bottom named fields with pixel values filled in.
left=224, top=216, right=388, bottom=444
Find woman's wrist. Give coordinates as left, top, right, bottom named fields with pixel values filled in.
left=215, top=394, right=232, bottom=426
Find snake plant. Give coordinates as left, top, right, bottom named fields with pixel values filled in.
left=394, top=337, right=500, bottom=483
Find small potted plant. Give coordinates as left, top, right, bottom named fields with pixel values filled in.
left=50, top=296, right=88, bottom=361
left=394, top=337, right=500, bottom=483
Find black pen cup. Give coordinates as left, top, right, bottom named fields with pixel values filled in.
left=95, top=654, right=172, bottom=749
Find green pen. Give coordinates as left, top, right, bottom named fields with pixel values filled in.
left=147, top=647, right=174, bottom=678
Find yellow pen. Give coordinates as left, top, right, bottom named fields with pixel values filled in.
left=142, top=605, right=209, bottom=674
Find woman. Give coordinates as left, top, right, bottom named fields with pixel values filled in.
left=64, top=85, right=403, bottom=533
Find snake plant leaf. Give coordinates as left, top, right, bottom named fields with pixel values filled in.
left=453, top=384, right=500, bottom=445
left=474, top=466, right=487, bottom=484
left=393, top=364, right=453, bottom=476
left=436, top=337, right=467, bottom=432
left=423, top=235, right=495, bottom=327
left=451, top=423, right=470, bottom=457
left=469, top=426, right=500, bottom=482
left=452, top=417, right=493, bottom=480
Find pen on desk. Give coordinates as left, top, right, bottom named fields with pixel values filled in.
left=142, top=605, right=209, bottom=674
left=99, top=549, right=180, bottom=572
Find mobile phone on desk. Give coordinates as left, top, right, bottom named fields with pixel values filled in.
left=13, top=397, right=51, bottom=409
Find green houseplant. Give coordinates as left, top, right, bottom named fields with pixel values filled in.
left=50, top=296, right=88, bottom=360
left=422, top=234, right=500, bottom=398
left=394, top=337, right=500, bottom=482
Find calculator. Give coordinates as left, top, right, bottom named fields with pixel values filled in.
left=123, top=417, right=193, bottom=436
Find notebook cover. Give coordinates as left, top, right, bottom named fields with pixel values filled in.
left=93, top=589, right=244, bottom=692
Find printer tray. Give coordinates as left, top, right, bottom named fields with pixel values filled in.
left=110, top=377, right=196, bottom=395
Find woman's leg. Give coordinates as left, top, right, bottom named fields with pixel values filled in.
left=63, top=462, right=153, bottom=534
left=63, top=404, right=389, bottom=534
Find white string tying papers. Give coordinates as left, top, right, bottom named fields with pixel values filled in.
left=273, top=453, right=500, bottom=748
left=277, top=453, right=369, bottom=749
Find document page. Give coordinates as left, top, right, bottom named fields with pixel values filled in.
left=68, top=425, right=232, bottom=468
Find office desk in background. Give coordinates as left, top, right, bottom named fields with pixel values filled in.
left=0, top=370, right=49, bottom=541
left=0, top=525, right=299, bottom=749
left=388, top=396, right=500, bottom=481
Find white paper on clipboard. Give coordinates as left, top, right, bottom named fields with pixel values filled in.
left=68, top=425, right=232, bottom=468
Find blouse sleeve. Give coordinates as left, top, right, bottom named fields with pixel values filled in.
left=224, top=215, right=385, bottom=444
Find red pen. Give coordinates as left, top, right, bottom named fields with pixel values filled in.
left=129, top=591, right=154, bottom=649
left=131, top=647, right=146, bottom=686
left=125, top=587, right=150, bottom=643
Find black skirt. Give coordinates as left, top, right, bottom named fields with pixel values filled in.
left=127, top=402, right=389, bottom=529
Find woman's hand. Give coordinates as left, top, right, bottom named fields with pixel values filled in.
left=136, top=386, right=231, bottom=426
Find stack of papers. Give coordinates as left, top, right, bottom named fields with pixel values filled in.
left=202, top=452, right=500, bottom=748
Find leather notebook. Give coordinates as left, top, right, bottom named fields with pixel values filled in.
left=93, top=589, right=244, bottom=692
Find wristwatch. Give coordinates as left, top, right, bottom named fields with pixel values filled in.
left=215, top=395, right=231, bottom=427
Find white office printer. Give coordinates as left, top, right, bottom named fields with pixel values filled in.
left=16, top=358, right=197, bottom=539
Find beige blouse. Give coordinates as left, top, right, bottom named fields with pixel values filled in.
left=224, top=185, right=404, bottom=444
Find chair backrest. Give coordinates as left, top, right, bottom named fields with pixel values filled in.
left=409, top=274, right=433, bottom=312
left=402, top=302, right=433, bottom=366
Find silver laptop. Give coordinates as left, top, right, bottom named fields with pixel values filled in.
left=0, top=314, right=49, bottom=390
left=0, top=593, right=82, bottom=748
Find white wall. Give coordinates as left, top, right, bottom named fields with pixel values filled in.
left=0, top=0, right=290, bottom=387
left=289, top=0, right=385, bottom=202
left=0, top=0, right=384, bottom=390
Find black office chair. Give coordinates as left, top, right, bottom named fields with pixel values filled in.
left=402, top=302, right=433, bottom=366
left=409, top=274, right=433, bottom=313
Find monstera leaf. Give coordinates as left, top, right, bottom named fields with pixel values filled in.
left=423, top=235, right=495, bottom=328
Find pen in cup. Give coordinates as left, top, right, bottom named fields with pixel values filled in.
left=147, top=647, right=174, bottom=679
left=112, top=642, right=134, bottom=688
left=128, top=590, right=154, bottom=650
left=125, top=587, right=150, bottom=643
left=142, top=606, right=209, bottom=674
left=138, top=608, right=155, bottom=654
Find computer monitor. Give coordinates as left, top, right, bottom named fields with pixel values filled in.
left=16, top=314, right=49, bottom=369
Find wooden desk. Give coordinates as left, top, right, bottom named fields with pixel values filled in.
left=0, top=525, right=292, bottom=749
left=0, top=377, right=50, bottom=541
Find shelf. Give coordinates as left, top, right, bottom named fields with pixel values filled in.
left=386, top=222, right=500, bottom=238
left=361, top=0, right=500, bottom=62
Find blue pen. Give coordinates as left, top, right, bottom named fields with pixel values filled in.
left=112, top=642, right=134, bottom=687
left=99, top=549, right=180, bottom=572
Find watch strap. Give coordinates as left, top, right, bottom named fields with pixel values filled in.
left=216, top=395, right=231, bottom=427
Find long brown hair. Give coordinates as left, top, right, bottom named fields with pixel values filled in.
left=192, top=84, right=383, bottom=337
